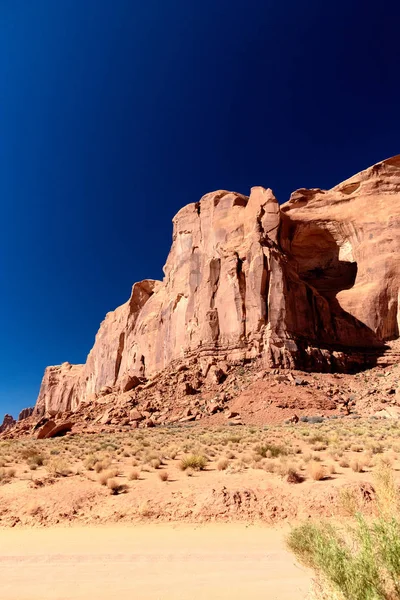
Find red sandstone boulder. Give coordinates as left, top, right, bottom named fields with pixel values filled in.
left=36, top=420, right=56, bottom=439
left=44, top=421, right=73, bottom=438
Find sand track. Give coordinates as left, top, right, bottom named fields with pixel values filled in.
left=0, top=524, right=311, bottom=599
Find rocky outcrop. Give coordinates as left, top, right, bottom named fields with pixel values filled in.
left=35, top=362, right=84, bottom=417
left=281, top=155, right=400, bottom=341
left=18, top=407, right=34, bottom=421
left=34, top=156, right=400, bottom=417
left=0, top=414, right=16, bottom=433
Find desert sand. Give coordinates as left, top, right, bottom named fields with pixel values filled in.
left=0, top=524, right=311, bottom=600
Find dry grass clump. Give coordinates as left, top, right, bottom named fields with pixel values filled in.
left=166, top=446, right=178, bottom=460
left=373, top=461, right=399, bottom=516
left=128, top=469, right=140, bottom=481
left=286, top=467, right=304, bottom=484
left=107, top=478, right=127, bottom=495
left=339, top=458, right=349, bottom=468
left=83, top=455, right=97, bottom=470
left=158, top=471, right=169, bottom=482
left=308, top=461, right=326, bottom=481
left=26, top=453, right=45, bottom=469
left=350, top=443, right=364, bottom=453
left=99, top=468, right=119, bottom=485
left=350, top=459, right=363, bottom=473
left=0, top=467, right=16, bottom=482
left=94, top=458, right=111, bottom=473
left=179, top=454, right=207, bottom=471
left=312, top=442, right=328, bottom=452
left=255, top=443, right=286, bottom=458
left=262, top=459, right=277, bottom=473
left=47, top=458, right=72, bottom=477
left=217, top=458, right=229, bottom=471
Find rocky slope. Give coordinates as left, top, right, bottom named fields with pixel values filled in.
left=32, top=156, right=399, bottom=419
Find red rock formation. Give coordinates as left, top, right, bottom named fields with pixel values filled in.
left=18, top=407, right=34, bottom=421
left=0, top=414, right=16, bottom=433
left=33, top=156, right=400, bottom=417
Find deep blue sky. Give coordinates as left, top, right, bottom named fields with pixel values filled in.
left=0, top=0, right=399, bottom=417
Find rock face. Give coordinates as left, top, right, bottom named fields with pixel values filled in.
left=34, top=156, right=400, bottom=417
left=0, top=414, right=16, bottom=433
left=18, top=407, right=34, bottom=421
left=35, top=362, right=84, bottom=417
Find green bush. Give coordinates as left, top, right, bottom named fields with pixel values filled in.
left=179, top=454, right=207, bottom=471
left=256, top=443, right=286, bottom=458
left=287, top=515, right=400, bottom=599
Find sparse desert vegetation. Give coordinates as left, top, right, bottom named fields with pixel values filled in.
left=0, top=417, right=399, bottom=526
left=288, top=463, right=400, bottom=599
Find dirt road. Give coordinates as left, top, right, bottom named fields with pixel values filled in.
left=0, top=524, right=311, bottom=599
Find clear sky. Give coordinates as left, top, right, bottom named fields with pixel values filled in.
left=0, top=0, right=399, bottom=417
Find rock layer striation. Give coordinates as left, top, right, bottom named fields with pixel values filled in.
left=34, top=157, right=400, bottom=416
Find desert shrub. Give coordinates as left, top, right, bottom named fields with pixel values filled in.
left=47, top=458, right=72, bottom=477
left=26, top=453, right=44, bottom=468
left=21, top=446, right=42, bottom=460
left=83, top=455, right=97, bottom=470
left=286, top=468, right=304, bottom=484
left=217, top=458, right=229, bottom=471
left=312, top=442, right=328, bottom=452
left=179, top=454, right=207, bottom=471
left=166, top=446, right=178, bottom=460
left=226, top=435, right=242, bottom=444
left=350, top=459, right=363, bottom=473
left=350, top=444, right=364, bottom=453
left=308, top=461, right=325, bottom=481
left=262, top=459, right=276, bottom=473
left=129, top=469, right=140, bottom=481
left=107, top=478, right=126, bottom=495
left=255, top=443, right=286, bottom=458
left=309, top=434, right=328, bottom=445
left=94, top=461, right=105, bottom=473
left=287, top=515, right=400, bottom=600
left=158, top=471, right=169, bottom=482
left=374, top=462, right=399, bottom=516
left=327, top=462, right=336, bottom=475
left=99, top=468, right=119, bottom=485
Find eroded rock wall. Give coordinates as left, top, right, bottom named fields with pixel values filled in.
left=34, top=156, right=400, bottom=416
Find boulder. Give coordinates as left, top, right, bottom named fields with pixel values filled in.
left=129, top=409, right=144, bottom=421
left=100, top=410, right=112, bottom=425
left=120, top=375, right=141, bottom=392
left=207, top=366, right=226, bottom=385
left=44, top=421, right=73, bottom=438
left=374, top=407, right=400, bottom=419
left=36, top=420, right=56, bottom=439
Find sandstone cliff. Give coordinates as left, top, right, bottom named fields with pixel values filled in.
left=34, top=156, right=400, bottom=417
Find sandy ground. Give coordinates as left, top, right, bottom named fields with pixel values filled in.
left=0, top=524, right=311, bottom=600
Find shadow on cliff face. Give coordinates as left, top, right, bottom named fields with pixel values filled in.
left=281, top=219, right=387, bottom=372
